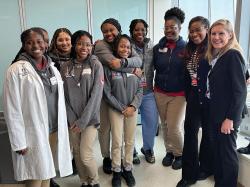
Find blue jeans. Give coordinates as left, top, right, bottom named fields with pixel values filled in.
left=140, top=92, right=159, bottom=151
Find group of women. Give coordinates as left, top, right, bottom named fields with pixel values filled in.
left=3, top=6, right=247, bottom=187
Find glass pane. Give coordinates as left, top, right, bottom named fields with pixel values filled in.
left=0, top=1, right=21, bottom=110
left=210, top=0, right=235, bottom=25
left=92, top=0, right=147, bottom=41
left=179, top=0, right=209, bottom=40
left=25, top=0, right=88, bottom=40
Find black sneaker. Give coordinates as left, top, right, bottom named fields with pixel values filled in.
left=172, top=156, right=182, bottom=170
left=133, top=153, right=140, bottom=165
left=112, top=172, right=121, bottom=187
left=103, top=157, right=112, bottom=174
left=176, top=179, right=196, bottom=187
left=162, top=152, right=174, bottom=166
left=122, top=170, right=136, bottom=187
left=91, top=184, right=100, bottom=187
left=80, top=184, right=89, bottom=187
left=141, top=148, right=155, bottom=164
left=50, top=179, right=60, bottom=187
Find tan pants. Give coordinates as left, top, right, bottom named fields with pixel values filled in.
left=25, top=179, right=50, bottom=187
left=70, top=125, right=99, bottom=185
left=109, top=107, right=137, bottom=172
left=155, top=92, right=186, bottom=156
left=49, top=131, right=58, bottom=169
left=98, top=99, right=111, bottom=158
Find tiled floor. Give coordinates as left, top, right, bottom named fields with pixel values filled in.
left=2, top=125, right=249, bottom=187
left=54, top=126, right=215, bottom=187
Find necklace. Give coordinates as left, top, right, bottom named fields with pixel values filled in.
left=69, top=60, right=84, bottom=87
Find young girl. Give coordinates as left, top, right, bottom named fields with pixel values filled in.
left=177, top=16, right=213, bottom=187
left=60, top=30, right=103, bottom=187
left=153, top=7, right=186, bottom=170
left=3, top=27, right=72, bottom=187
left=129, top=19, right=159, bottom=164
left=94, top=18, right=142, bottom=174
left=48, top=28, right=72, bottom=70
left=103, top=34, right=143, bottom=187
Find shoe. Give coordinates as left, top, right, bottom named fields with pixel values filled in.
left=80, top=184, right=89, bottom=187
left=122, top=170, right=136, bottom=187
left=132, top=153, right=140, bottom=165
left=172, top=156, right=182, bottom=170
left=112, top=171, right=121, bottom=187
left=237, top=144, right=250, bottom=154
left=72, top=158, right=78, bottom=175
left=197, top=171, right=212, bottom=180
left=91, top=184, right=100, bottom=187
left=50, top=179, right=60, bottom=187
left=141, top=148, right=155, bottom=164
left=162, top=152, right=174, bottom=166
left=176, top=179, right=196, bottom=187
left=103, top=157, right=112, bottom=174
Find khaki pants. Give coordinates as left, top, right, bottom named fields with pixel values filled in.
left=155, top=92, right=186, bottom=156
left=98, top=99, right=111, bottom=158
left=70, top=125, right=99, bottom=185
left=25, top=179, right=50, bottom=187
left=109, top=107, right=137, bottom=172
left=49, top=131, right=58, bottom=169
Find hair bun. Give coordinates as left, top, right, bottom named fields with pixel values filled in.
left=164, top=7, right=185, bottom=24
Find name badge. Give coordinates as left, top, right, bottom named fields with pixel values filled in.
left=82, top=68, right=91, bottom=75
left=159, top=48, right=168, bottom=53
left=127, top=73, right=135, bottom=77
left=50, top=76, right=58, bottom=85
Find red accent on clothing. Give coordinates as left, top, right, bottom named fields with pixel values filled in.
left=36, top=57, right=48, bottom=70
left=166, top=41, right=176, bottom=49
left=154, top=86, right=185, bottom=96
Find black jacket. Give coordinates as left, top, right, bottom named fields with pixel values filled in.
left=153, top=36, right=186, bottom=92
left=184, top=57, right=211, bottom=104
left=208, top=49, right=247, bottom=125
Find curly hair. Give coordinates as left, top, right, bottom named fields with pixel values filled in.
left=164, top=7, right=185, bottom=25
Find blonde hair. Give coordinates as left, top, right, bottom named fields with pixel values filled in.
left=206, top=19, right=242, bottom=62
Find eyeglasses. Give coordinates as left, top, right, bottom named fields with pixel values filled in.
left=163, top=26, right=179, bottom=31
left=76, top=42, right=92, bottom=48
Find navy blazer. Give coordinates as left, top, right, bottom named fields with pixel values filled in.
left=208, top=49, right=247, bottom=125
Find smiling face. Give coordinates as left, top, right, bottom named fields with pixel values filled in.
left=117, top=38, right=131, bottom=58
left=24, top=31, right=45, bottom=61
left=56, top=32, right=72, bottom=54
left=210, top=24, right=232, bottom=50
left=75, top=35, right=92, bottom=61
left=164, top=19, right=180, bottom=41
left=189, top=21, right=208, bottom=45
left=101, top=23, right=119, bottom=43
left=132, top=22, right=146, bottom=43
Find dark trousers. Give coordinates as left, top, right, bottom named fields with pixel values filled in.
left=212, top=123, right=239, bottom=187
left=182, top=89, right=213, bottom=180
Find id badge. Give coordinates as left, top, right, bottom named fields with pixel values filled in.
left=50, top=76, right=58, bottom=85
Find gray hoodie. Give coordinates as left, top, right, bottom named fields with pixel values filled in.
left=103, top=66, right=143, bottom=112
left=60, top=55, right=104, bottom=129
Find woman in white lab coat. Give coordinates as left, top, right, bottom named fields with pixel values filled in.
left=3, top=27, right=72, bottom=187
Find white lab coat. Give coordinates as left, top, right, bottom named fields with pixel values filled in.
left=3, top=60, right=72, bottom=181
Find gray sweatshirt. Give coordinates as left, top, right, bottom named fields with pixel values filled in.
left=94, top=39, right=142, bottom=71
left=131, top=38, right=154, bottom=94
left=103, top=66, right=143, bottom=112
left=60, top=55, right=104, bottom=129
